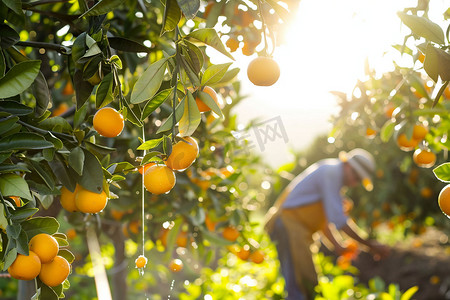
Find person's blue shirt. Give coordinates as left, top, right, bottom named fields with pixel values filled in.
left=281, top=158, right=348, bottom=229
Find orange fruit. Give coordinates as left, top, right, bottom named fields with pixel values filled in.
left=176, top=231, right=188, bottom=247
left=169, top=259, right=183, bottom=272
left=129, top=220, right=139, bottom=235
left=194, top=86, right=219, bottom=113
left=366, top=128, right=376, bottom=138
left=29, top=233, right=59, bottom=264
left=413, top=148, right=436, bottom=168
left=236, top=245, right=251, bottom=261
left=165, top=137, right=199, bottom=171
left=66, top=228, right=77, bottom=240
left=219, top=166, right=235, bottom=179
left=110, top=209, right=125, bottom=221
left=203, top=1, right=215, bottom=18
left=9, top=196, right=21, bottom=207
left=52, top=103, right=69, bottom=116
left=438, top=184, right=450, bottom=217
left=75, top=187, right=108, bottom=214
left=336, top=255, right=351, bottom=269
left=60, top=184, right=80, bottom=212
left=62, top=81, right=74, bottom=95
left=396, top=133, right=419, bottom=151
left=226, top=37, right=240, bottom=53
left=135, top=255, right=147, bottom=268
left=384, top=105, right=396, bottom=118
left=242, top=42, right=255, bottom=56
left=444, top=86, right=450, bottom=99
left=39, top=256, right=70, bottom=287
left=144, top=165, right=176, bottom=194
left=93, top=107, right=124, bottom=138
left=205, top=214, right=217, bottom=231
left=412, top=124, right=428, bottom=140
left=249, top=250, right=265, bottom=264
left=247, top=56, right=280, bottom=86
left=223, top=226, right=239, bottom=242
left=421, top=187, right=433, bottom=198
left=138, top=162, right=156, bottom=175
left=418, top=52, right=425, bottom=63
left=8, top=251, right=41, bottom=280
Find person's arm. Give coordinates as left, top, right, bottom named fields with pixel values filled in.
left=321, top=224, right=347, bottom=255
left=340, top=219, right=390, bottom=258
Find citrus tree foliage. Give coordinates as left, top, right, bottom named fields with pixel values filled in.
left=0, top=0, right=295, bottom=298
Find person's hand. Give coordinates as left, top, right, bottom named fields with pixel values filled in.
left=367, top=240, right=390, bottom=260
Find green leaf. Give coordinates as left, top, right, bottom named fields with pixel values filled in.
left=0, top=173, right=32, bottom=199
left=0, top=23, right=20, bottom=49
left=69, top=147, right=85, bottom=176
left=108, top=37, right=150, bottom=53
left=48, top=160, right=77, bottom=192
left=3, top=248, right=17, bottom=271
left=163, top=135, right=172, bottom=156
left=79, top=149, right=103, bottom=193
left=130, top=58, right=168, bottom=104
left=432, top=81, right=449, bottom=108
left=176, top=0, right=199, bottom=19
left=73, top=69, right=94, bottom=110
left=141, top=89, right=172, bottom=120
left=187, top=29, right=234, bottom=61
left=2, top=0, right=23, bottom=18
left=264, top=0, right=291, bottom=23
left=0, top=60, right=41, bottom=98
left=0, top=132, right=54, bottom=152
left=0, top=116, right=19, bottom=135
left=179, top=92, right=200, bottom=137
left=141, top=151, right=163, bottom=164
left=424, top=44, right=450, bottom=82
left=0, top=163, right=30, bottom=174
left=39, top=284, right=59, bottom=300
left=79, top=0, right=123, bottom=18
left=107, top=161, right=135, bottom=174
left=180, top=57, right=200, bottom=86
left=397, top=12, right=445, bottom=44
left=95, top=72, right=113, bottom=109
left=21, top=217, right=59, bottom=238
left=110, top=55, right=122, bottom=69
left=161, top=0, right=181, bottom=35
left=216, top=67, right=240, bottom=85
left=32, top=71, right=51, bottom=117
left=58, top=249, right=75, bottom=264
left=54, top=236, right=69, bottom=247
left=0, top=100, right=33, bottom=116
left=380, top=119, right=396, bottom=143
left=156, top=97, right=185, bottom=134
left=6, top=224, right=21, bottom=239
left=201, top=63, right=232, bottom=86
left=433, top=163, right=450, bottom=183
left=400, top=286, right=418, bottom=300
left=10, top=208, right=38, bottom=222
left=182, top=40, right=203, bottom=74
left=0, top=50, right=5, bottom=77
left=137, top=137, right=164, bottom=150
left=71, top=33, right=87, bottom=66
left=39, top=116, right=73, bottom=133
left=197, top=89, right=223, bottom=118
left=28, top=159, right=55, bottom=190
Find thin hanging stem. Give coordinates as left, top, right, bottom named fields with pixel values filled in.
left=141, top=125, right=146, bottom=257
left=171, top=27, right=181, bottom=143
left=257, top=0, right=269, bottom=56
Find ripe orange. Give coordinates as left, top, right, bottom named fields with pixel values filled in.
left=241, top=42, right=255, bottom=56
left=62, top=81, right=74, bottom=95
left=75, top=187, right=108, bottom=214
left=129, top=220, right=140, bottom=235
left=366, top=128, right=376, bottom=138
left=176, top=231, right=188, bottom=248
left=249, top=250, right=265, bottom=264
left=247, top=56, right=280, bottom=86
left=438, top=184, right=450, bottom=217
left=93, top=107, right=124, bottom=138
left=223, top=226, right=239, bottom=242
left=52, top=103, right=69, bottom=116
left=444, top=86, right=450, bottom=99
left=336, top=255, right=350, bottom=269
left=60, top=184, right=80, bottom=212
left=418, top=52, right=425, bottom=63
left=226, top=37, right=240, bottom=53
left=236, top=245, right=251, bottom=261
left=110, top=209, right=125, bottom=221
left=29, top=233, right=59, bottom=264
left=396, top=133, right=419, bottom=151
left=144, top=165, right=176, bottom=194
left=420, top=187, right=433, bottom=198
left=138, top=162, right=156, bottom=175
left=8, top=251, right=41, bottom=280
left=66, top=228, right=77, bottom=240
left=412, top=124, right=428, bottom=140
left=9, top=196, right=21, bottom=207
left=165, top=137, right=199, bottom=171
left=384, top=105, right=396, bottom=118
left=39, top=256, right=70, bottom=287
left=135, top=255, right=147, bottom=268
left=194, top=86, right=219, bottom=113
left=413, top=148, right=436, bottom=168
left=219, top=165, right=235, bottom=179
left=169, top=259, right=183, bottom=272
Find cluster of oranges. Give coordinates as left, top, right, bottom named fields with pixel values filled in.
left=395, top=124, right=437, bottom=168
left=222, top=226, right=266, bottom=264
left=8, top=233, right=71, bottom=287
left=60, top=184, right=108, bottom=214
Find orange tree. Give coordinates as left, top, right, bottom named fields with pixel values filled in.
left=322, top=1, right=450, bottom=233
left=0, top=0, right=295, bottom=298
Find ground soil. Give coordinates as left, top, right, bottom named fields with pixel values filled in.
left=338, top=227, right=450, bottom=299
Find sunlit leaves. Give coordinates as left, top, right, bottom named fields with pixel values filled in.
left=108, top=37, right=151, bottom=53
left=197, top=89, right=223, bottom=118
left=79, top=0, right=123, bottom=18
left=178, top=92, right=201, bottom=137
left=161, top=0, right=181, bottom=35
left=201, top=62, right=232, bottom=86
left=397, top=12, right=445, bottom=45
left=141, top=89, right=172, bottom=120
left=157, top=97, right=185, bottom=134
left=424, top=43, right=450, bottom=83
left=176, top=0, right=200, bottom=20
left=95, top=72, right=114, bottom=108
left=130, top=58, right=168, bottom=104
left=434, top=163, right=450, bottom=183
left=0, top=173, right=32, bottom=199
left=0, top=60, right=41, bottom=98
left=187, top=29, right=235, bottom=61
left=32, top=71, right=51, bottom=117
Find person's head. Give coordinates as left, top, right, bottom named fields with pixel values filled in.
left=339, top=148, right=375, bottom=190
